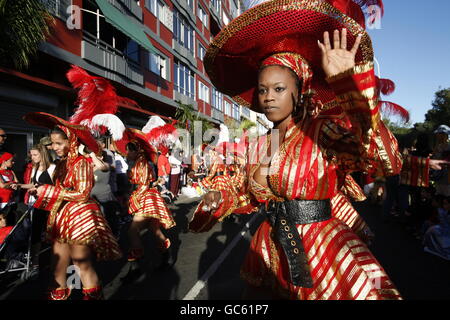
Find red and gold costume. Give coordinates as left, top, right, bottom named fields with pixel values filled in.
left=189, top=0, right=404, bottom=300
left=128, top=152, right=175, bottom=229
left=31, top=125, right=121, bottom=261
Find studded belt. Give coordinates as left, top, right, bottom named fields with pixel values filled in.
left=263, top=199, right=331, bottom=288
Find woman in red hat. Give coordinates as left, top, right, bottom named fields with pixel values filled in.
left=116, top=128, right=176, bottom=267
left=189, top=0, right=410, bottom=300
left=0, top=152, right=19, bottom=210
left=24, top=112, right=122, bottom=300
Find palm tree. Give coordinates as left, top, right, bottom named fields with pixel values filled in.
left=174, top=100, right=215, bottom=140
left=239, top=118, right=257, bottom=131
left=174, top=101, right=197, bottom=132
left=0, top=0, right=54, bottom=70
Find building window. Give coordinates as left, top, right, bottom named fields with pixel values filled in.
left=198, top=81, right=210, bottom=103
left=232, top=103, right=240, bottom=120
left=124, top=40, right=140, bottom=63
left=241, top=106, right=251, bottom=118
left=224, top=101, right=231, bottom=116
left=41, top=0, right=71, bottom=20
left=211, top=0, right=221, bottom=13
left=173, top=9, right=194, bottom=55
left=198, top=5, right=208, bottom=27
left=174, top=60, right=195, bottom=99
left=149, top=52, right=167, bottom=79
left=147, top=0, right=172, bottom=29
left=146, top=0, right=157, bottom=16
left=212, top=87, right=223, bottom=111
left=198, top=42, right=206, bottom=60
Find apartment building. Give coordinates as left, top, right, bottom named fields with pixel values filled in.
left=0, top=0, right=270, bottom=174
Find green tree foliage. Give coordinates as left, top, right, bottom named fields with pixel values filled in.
left=174, top=101, right=214, bottom=140
left=0, top=0, right=54, bottom=70
left=423, top=88, right=450, bottom=131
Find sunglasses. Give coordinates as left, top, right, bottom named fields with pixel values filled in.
left=0, top=135, right=6, bottom=138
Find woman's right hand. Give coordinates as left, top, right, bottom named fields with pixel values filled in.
left=202, top=191, right=222, bottom=212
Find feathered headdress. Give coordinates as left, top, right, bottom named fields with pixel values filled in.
left=142, top=116, right=178, bottom=155
left=66, top=65, right=135, bottom=139
left=375, top=77, right=410, bottom=123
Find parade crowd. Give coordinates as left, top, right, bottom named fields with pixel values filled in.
left=362, top=126, right=450, bottom=261
left=0, top=122, right=215, bottom=295
left=2, top=0, right=450, bottom=302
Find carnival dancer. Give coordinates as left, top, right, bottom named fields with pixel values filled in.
left=24, top=112, right=122, bottom=300
left=189, top=0, right=414, bottom=300
left=115, top=128, right=176, bottom=268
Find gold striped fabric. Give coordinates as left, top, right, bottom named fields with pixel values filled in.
left=128, top=154, right=175, bottom=229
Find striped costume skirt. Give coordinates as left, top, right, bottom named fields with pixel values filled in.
left=46, top=200, right=122, bottom=261
left=240, top=218, right=402, bottom=300
left=129, top=187, right=176, bottom=229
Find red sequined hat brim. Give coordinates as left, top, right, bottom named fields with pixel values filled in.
left=204, top=0, right=374, bottom=112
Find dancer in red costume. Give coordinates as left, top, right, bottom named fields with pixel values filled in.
left=24, top=113, right=121, bottom=300
left=115, top=128, right=176, bottom=268
left=189, top=0, right=412, bottom=299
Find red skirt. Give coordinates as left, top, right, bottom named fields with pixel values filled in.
left=47, top=200, right=122, bottom=261
left=129, top=187, right=175, bottom=229
left=241, top=218, right=402, bottom=300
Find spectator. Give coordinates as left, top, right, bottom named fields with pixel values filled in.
left=423, top=196, right=450, bottom=260
left=432, top=125, right=450, bottom=196
left=157, top=151, right=170, bottom=190
left=191, top=149, right=202, bottom=173
left=97, top=137, right=117, bottom=194
left=0, top=211, right=12, bottom=245
left=168, top=150, right=182, bottom=197
left=110, top=143, right=130, bottom=206
left=0, top=152, right=19, bottom=210
left=0, top=128, right=7, bottom=153
left=18, top=144, right=56, bottom=275
left=40, top=136, right=58, bottom=162
left=88, top=148, right=121, bottom=238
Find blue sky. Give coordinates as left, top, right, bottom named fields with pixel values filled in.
left=368, top=0, right=450, bottom=125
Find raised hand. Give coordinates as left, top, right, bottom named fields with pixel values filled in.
left=318, top=29, right=362, bottom=78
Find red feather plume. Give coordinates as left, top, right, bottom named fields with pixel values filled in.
left=66, top=65, right=137, bottom=126
left=145, top=123, right=178, bottom=155
left=379, top=101, right=410, bottom=123
left=376, top=77, right=396, bottom=96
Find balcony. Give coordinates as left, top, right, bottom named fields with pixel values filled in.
left=81, top=36, right=144, bottom=86
left=211, top=108, right=224, bottom=122
left=174, top=90, right=198, bottom=110
left=172, top=0, right=195, bottom=20
left=172, top=41, right=197, bottom=68
left=241, top=106, right=251, bottom=119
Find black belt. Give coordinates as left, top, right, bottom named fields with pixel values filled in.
left=262, top=199, right=331, bottom=288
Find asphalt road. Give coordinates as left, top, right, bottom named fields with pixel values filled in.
left=1, top=197, right=449, bottom=300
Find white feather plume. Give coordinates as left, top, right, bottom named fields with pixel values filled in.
left=142, top=116, right=166, bottom=134
left=88, top=114, right=126, bottom=140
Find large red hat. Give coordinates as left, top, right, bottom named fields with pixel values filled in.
left=114, top=128, right=158, bottom=163
left=23, top=112, right=100, bottom=154
left=204, top=0, right=382, bottom=112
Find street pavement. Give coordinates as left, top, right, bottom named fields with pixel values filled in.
left=1, top=196, right=449, bottom=300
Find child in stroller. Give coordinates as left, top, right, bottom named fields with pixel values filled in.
left=0, top=204, right=33, bottom=280
left=153, top=177, right=175, bottom=204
